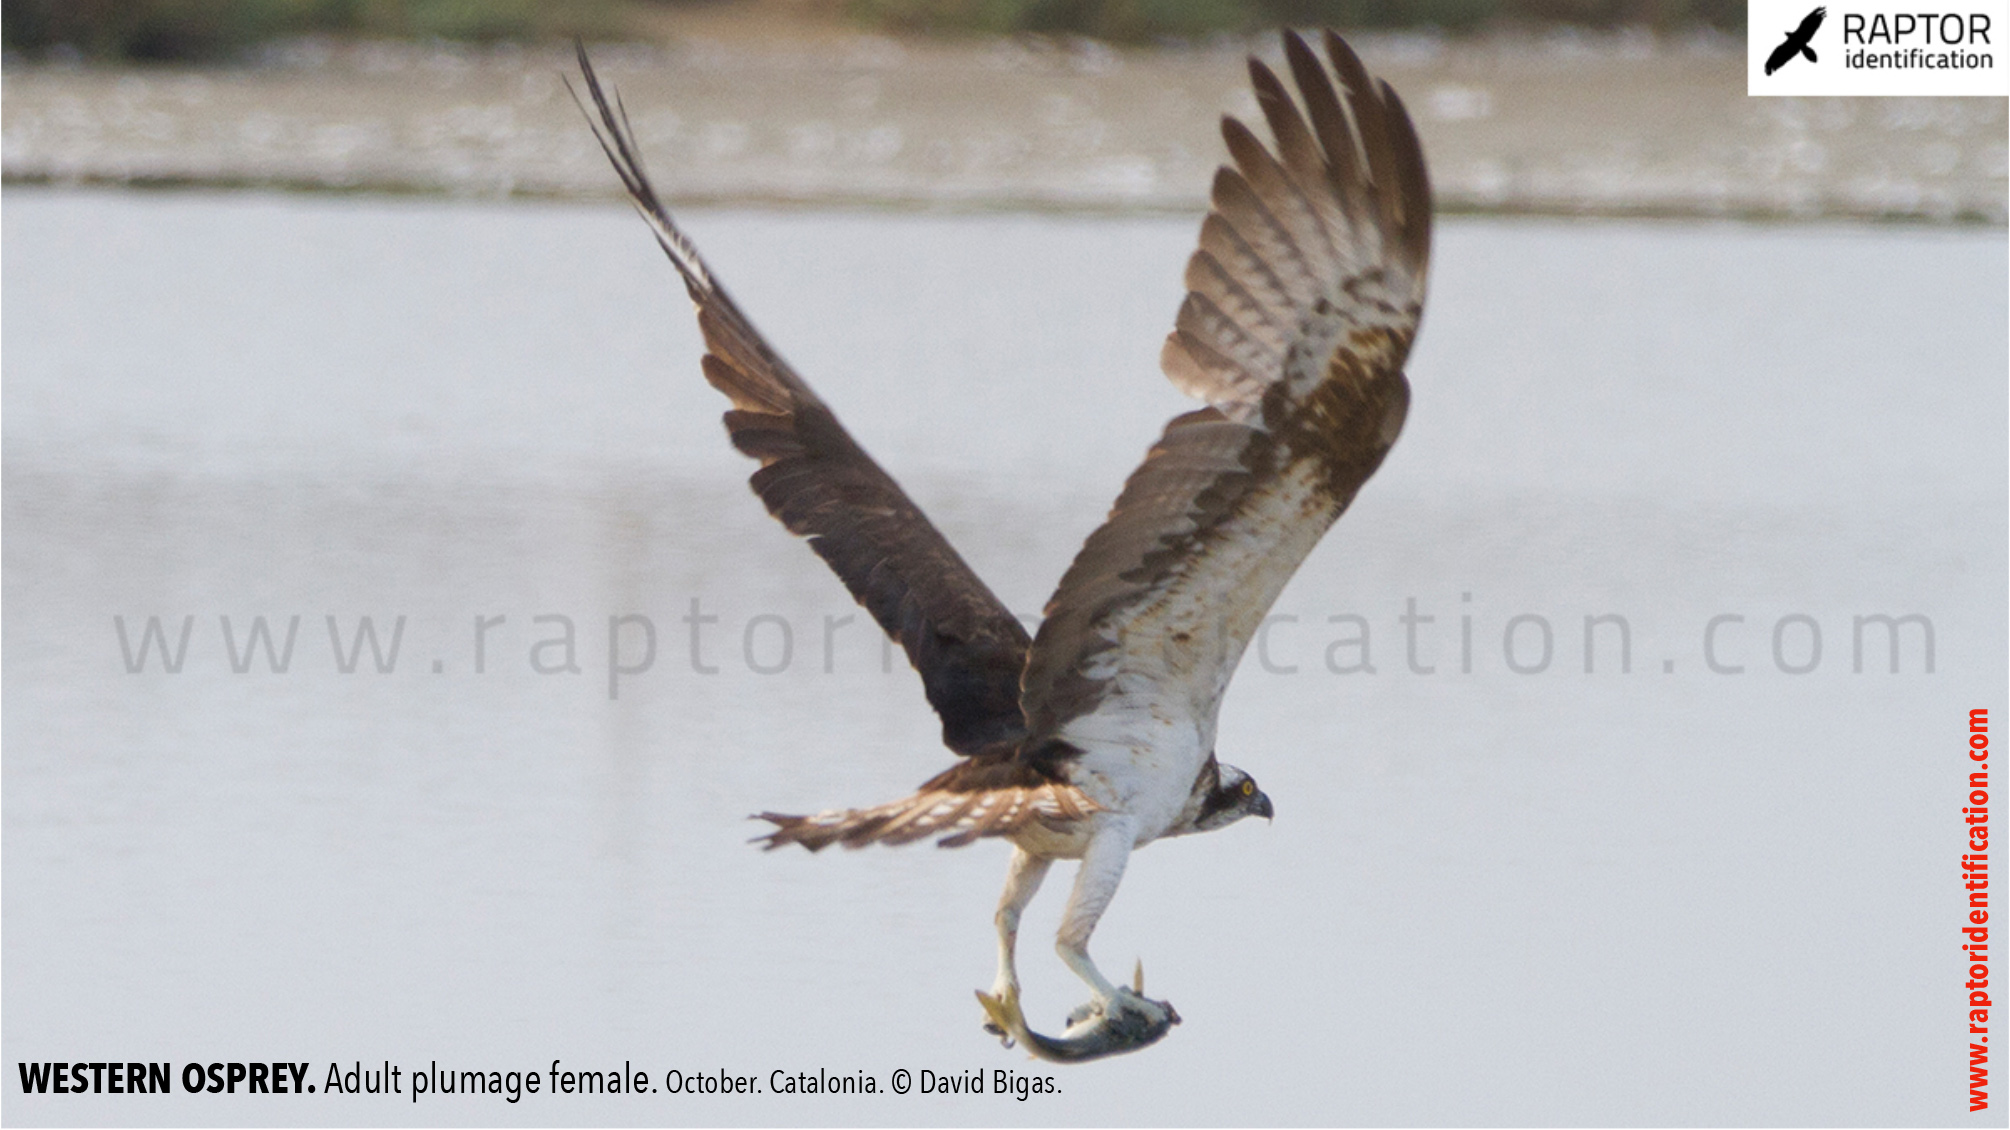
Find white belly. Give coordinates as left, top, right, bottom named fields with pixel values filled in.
left=1052, top=699, right=1210, bottom=847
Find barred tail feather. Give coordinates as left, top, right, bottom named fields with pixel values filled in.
left=755, top=784, right=1099, bottom=852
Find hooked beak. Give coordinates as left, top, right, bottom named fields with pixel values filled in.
left=1253, top=790, right=1274, bottom=822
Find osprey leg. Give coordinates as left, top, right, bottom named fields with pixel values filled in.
left=1057, top=826, right=1179, bottom=1029
left=982, top=847, right=1051, bottom=1042
left=975, top=824, right=1179, bottom=1062
left=1054, top=825, right=1132, bottom=1002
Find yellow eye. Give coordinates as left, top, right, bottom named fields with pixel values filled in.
left=1239, top=779, right=1256, bottom=797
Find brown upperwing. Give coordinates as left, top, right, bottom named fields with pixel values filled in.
left=574, top=47, right=1032, bottom=757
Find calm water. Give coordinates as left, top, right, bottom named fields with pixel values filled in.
left=4, top=189, right=2005, bottom=1126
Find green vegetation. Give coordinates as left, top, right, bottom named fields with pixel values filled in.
left=3, top=0, right=1740, bottom=60
left=2, top=0, right=619, bottom=61
left=857, top=0, right=1743, bottom=38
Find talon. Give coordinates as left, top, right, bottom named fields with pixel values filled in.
left=976, top=986, right=1027, bottom=1046
left=977, top=985, right=1041, bottom=1053
left=980, top=993, right=1018, bottom=1048
left=1133, top=959, right=1145, bottom=994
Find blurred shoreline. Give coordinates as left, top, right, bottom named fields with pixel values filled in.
left=5, top=24, right=2005, bottom=223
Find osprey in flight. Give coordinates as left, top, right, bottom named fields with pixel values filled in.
left=576, top=27, right=1430, bottom=1062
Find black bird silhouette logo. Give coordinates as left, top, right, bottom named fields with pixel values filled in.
left=1766, top=6, right=1826, bottom=74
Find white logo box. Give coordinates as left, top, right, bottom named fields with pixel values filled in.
left=1749, top=0, right=2010, bottom=94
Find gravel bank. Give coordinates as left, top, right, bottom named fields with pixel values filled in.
left=4, top=30, right=2004, bottom=221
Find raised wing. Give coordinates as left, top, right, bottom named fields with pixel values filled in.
left=574, top=48, right=1031, bottom=755
left=1020, top=30, right=1429, bottom=741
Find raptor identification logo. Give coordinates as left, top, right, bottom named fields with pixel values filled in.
left=1748, top=0, right=2010, bottom=93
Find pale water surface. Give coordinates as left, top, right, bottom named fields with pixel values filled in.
left=4, top=190, right=2005, bottom=1125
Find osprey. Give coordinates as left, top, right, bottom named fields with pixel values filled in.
left=575, top=28, right=1430, bottom=1062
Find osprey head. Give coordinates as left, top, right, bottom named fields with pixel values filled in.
left=1191, top=763, right=1274, bottom=833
